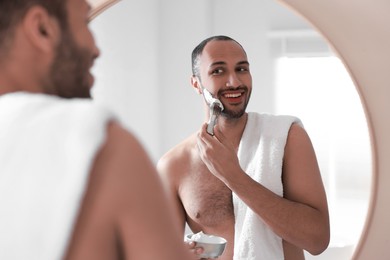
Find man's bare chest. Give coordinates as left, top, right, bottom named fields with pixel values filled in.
left=179, top=163, right=234, bottom=227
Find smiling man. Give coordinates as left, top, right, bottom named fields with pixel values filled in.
left=157, top=35, right=330, bottom=260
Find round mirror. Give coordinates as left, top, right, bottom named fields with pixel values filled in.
left=88, top=0, right=389, bottom=258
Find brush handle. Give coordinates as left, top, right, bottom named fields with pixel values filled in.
left=207, top=114, right=218, bottom=135
left=206, top=106, right=222, bottom=135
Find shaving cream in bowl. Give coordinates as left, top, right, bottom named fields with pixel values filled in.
left=185, top=231, right=227, bottom=258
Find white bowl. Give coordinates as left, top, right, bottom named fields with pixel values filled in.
left=185, top=233, right=227, bottom=258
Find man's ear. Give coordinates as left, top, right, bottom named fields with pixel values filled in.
left=191, top=76, right=203, bottom=95
left=22, top=6, right=60, bottom=53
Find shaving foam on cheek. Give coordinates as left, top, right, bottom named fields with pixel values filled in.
left=202, top=88, right=224, bottom=111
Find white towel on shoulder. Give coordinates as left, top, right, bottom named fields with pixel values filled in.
left=233, top=112, right=302, bottom=260
left=0, top=92, right=115, bottom=260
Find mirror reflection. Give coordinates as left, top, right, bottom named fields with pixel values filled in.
left=90, top=0, right=371, bottom=259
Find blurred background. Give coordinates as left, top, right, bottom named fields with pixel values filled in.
left=90, top=0, right=371, bottom=259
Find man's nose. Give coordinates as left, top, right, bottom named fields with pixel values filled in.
left=226, top=73, right=241, bottom=87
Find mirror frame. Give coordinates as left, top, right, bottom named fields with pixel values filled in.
left=88, top=0, right=120, bottom=20
left=89, top=0, right=390, bottom=258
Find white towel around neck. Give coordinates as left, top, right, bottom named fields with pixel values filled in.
left=233, top=112, right=302, bottom=260
left=0, top=92, right=115, bottom=260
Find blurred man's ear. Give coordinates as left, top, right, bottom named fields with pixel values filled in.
left=191, top=76, right=203, bottom=95
left=23, top=6, right=61, bottom=53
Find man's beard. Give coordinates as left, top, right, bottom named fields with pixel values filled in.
left=45, top=29, right=93, bottom=99
left=221, top=106, right=247, bottom=119
left=219, top=87, right=251, bottom=119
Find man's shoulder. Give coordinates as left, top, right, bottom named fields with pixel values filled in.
left=103, top=121, right=146, bottom=156
left=247, top=112, right=302, bottom=136
left=162, top=133, right=197, bottom=159
left=157, top=133, right=197, bottom=176
left=249, top=112, right=300, bottom=123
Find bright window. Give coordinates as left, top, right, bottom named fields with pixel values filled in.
left=275, top=56, right=371, bottom=256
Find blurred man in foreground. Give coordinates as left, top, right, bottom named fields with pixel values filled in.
left=0, top=0, right=194, bottom=259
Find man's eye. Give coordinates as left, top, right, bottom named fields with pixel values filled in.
left=211, top=69, right=223, bottom=75
left=237, top=67, right=249, bottom=72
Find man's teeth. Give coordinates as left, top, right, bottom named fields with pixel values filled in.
left=224, top=93, right=242, bottom=98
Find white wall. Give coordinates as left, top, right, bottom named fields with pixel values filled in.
left=90, top=0, right=310, bottom=162
left=90, top=0, right=160, bottom=158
